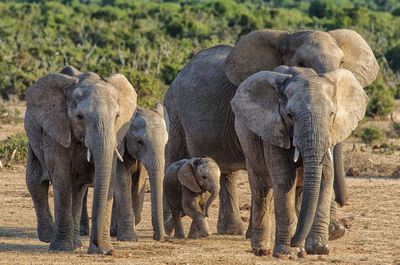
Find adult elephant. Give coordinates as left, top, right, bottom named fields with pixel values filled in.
left=231, top=66, right=368, bottom=255
left=25, top=66, right=136, bottom=254
left=163, top=29, right=378, bottom=236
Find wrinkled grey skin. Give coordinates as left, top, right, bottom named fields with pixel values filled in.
left=231, top=67, right=368, bottom=255
left=163, top=29, right=378, bottom=239
left=164, top=157, right=220, bottom=239
left=80, top=104, right=169, bottom=242
left=25, top=66, right=136, bottom=254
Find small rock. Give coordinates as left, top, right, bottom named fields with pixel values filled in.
left=339, top=216, right=355, bottom=229
left=273, top=252, right=285, bottom=259
left=346, top=167, right=360, bottom=177
left=360, top=147, right=366, bottom=152
left=373, top=145, right=380, bottom=149
left=297, top=251, right=307, bottom=258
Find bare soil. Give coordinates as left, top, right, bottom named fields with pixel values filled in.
left=1, top=101, right=400, bottom=264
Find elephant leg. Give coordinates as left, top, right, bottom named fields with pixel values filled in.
left=333, top=143, right=348, bottom=206
left=305, top=156, right=334, bottom=255
left=217, top=171, right=244, bottom=235
left=110, top=199, right=118, bottom=237
left=132, top=164, right=146, bottom=226
left=26, top=145, right=54, bottom=243
left=114, top=161, right=138, bottom=242
left=265, top=145, right=298, bottom=256
left=245, top=198, right=253, bottom=239
left=171, top=209, right=185, bottom=238
left=329, top=193, right=346, bottom=241
left=164, top=198, right=174, bottom=236
left=248, top=166, right=273, bottom=256
left=50, top=175, right=74, bottom=251
left=80, top=188, right=90, bottom=236
left=72, top=184, right=88, bottom=249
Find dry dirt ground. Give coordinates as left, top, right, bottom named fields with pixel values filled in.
left=1, top=102, right=400, bottom=264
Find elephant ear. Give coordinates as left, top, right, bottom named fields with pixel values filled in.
left=60, top=65, right=82, bottom=77
left=231, top=71, right=292, bottom=149
left=26, top=73, right=79, bottom=148
left=106, top=74, right=138, bottom=144
left=224, top=30, right=289, bottom=86
left=153, top=102, right=170, bottom=134
left=323, top=69, right=369, bottom=145
left=328, top=29, right=379, bottom=88
left=178, top=159, right=202, bottom=193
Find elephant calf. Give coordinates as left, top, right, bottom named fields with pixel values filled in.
left=164, top=157, right=220, bottom=239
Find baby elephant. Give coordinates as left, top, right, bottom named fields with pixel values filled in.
left=163, top=157, right=221, bottom=239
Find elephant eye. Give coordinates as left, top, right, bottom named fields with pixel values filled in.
left=202, top=175, right=207, bottom=179
left=286, top=111, right=294, bottom=121
left=77, top=113, right=84, bottom=121
left=297, top=61, right=305, bottom=67
left=136, top=139, right=144, bottom=145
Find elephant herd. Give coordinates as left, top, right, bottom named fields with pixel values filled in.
left=24, top=28, right=379, bottom=257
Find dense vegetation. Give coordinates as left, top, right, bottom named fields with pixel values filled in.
left=0, top=0, right=399, bottom=110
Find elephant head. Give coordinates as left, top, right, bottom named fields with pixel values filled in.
left=224, top=29, right=379, bottom=89
left=124, top=103, right=169, bottom=240
left=231, top=66, right=368, bottom=247
left=26, top=66, right=137, bottom=252
left=178, top=157, right=221, bottom=217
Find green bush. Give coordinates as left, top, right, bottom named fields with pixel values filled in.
left=0, top=132, right=29, bottom=164
left=365, top=78, right=394, bottom=117
left=361, top=127, right=383, bottom=145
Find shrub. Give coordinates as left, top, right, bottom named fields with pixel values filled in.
left=361, top=127, right=383, bottom=145
left=365, top=78, right=395, bottom=117
left=0, top=132, right=29, bottom=164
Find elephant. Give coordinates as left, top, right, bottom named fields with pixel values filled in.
left=231, top=66, right=368, bottom=255
left=79, top=103, right=169, bottom=242
left=111, top=103, right=169, bottom=241
left=163, top=29, right=378, bottom=238
left=163, top=157, right=221, bottom=239
left=24, top=66, right=137, bottom=254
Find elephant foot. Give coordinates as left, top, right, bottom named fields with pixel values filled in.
left=87, top=239, right=113, bottom=254
left=37, top=222, right=53, bottom=243
left=252, top=247, right=272, bottom=256
left=50, top=239, right=74, bottom=252
left=73, top=237, right=83, bottom=250
left=164, top=218, right=174, bottom=236
left=117, top=230, right=138, bottom=242
left=329, top=220, right=346, bottom=241
left=80, top=225, right=89, bottom=236
left=174, top=231, right=185, bottom=239
left=217, top=214, right=244, bottom=235
left=305, top=234, right=330, bottom=255
left=273, top=243, right=298, bottom=256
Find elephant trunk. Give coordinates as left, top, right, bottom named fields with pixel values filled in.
left=205, top=184, right=220, bottom=217
left=89, top=127, right=116, bottom=251
left=145, top=151, right=165, bottom=241
left=333, top=143, right=348, bottom=206
left=291, top=114, right=328, bottom=247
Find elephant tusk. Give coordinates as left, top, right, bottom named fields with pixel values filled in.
left=327, top=148, right=332, bottom=161
left=115, top=148, right=123, bottom=162
left=87, top=148, right=91, bottom=162
left=294, top=148, right=299, bottom=162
